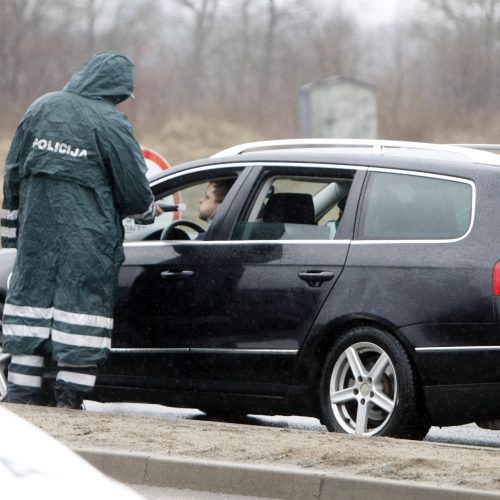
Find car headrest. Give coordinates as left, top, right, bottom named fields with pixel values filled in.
left=262, top=193, right=315, bottom=224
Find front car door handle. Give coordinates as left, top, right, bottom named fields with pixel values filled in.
left=160, top=270, right=194, bottom=279
left=298, top=270, right=335, bottom=287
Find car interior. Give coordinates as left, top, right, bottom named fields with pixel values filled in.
left=232, top=176, right=352, bottom=240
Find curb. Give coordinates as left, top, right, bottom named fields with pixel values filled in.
left=76, top=448, right=500, bottom=499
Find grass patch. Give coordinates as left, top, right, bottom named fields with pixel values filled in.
left=140, top=115, right=264, bottom=165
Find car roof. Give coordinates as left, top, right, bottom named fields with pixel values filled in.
left=149, top=139, right=500, bottom=183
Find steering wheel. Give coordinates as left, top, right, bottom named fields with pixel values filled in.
left=160, top=219, right=206, bottom=240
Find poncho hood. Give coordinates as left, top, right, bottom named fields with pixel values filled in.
left=63, top=52, right=135, bottom=105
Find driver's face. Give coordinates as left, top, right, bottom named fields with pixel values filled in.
left=198, top=183, right=220, bottom=222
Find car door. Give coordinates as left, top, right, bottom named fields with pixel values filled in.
left=98, top=164, right=248, bottom=391
left=190, top=164, right=365, bottom=396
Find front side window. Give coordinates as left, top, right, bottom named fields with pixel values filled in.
left=124, top=172, right=239, bottom=241
left=232, top=175, right=352, bottom=241
left=359, top=172, right=473, bottom=240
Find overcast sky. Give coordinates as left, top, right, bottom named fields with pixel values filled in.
left=345, top=0, right=419, bottom=25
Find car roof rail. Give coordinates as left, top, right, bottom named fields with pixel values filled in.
left=211, top=139, right=440, bottom=156
left=447, top=144, right=500, bottom=152
left=211, top=139, right=500, bottom=165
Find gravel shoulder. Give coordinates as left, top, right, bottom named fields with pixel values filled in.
left=4, top=402, right=500, bottom=493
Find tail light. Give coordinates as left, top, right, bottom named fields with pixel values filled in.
left=493, top=261, right=500, bottom=296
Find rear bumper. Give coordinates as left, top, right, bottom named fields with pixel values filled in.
left=399, top=323, right=500, bottom=426
left=418, top=347, right=500, bottom=425
left=424, top=383, right=500, bottom=426
left=399, top=323, right=500, bottom=385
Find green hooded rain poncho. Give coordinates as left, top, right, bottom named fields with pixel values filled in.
left=1, top=52, right=154, bottom=367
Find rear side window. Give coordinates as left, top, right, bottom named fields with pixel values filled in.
left=359, top=172, right=473, bottom=240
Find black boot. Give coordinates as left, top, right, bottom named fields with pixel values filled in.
left=5, top=383, right=46, bottom=405
left=54, top=386, right=83, bottom=409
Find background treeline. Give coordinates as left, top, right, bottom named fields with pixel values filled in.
left=1, top=0, right=500, bottom=164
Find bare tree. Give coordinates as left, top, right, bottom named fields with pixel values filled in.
left=174, top=0, right=220, bottom=109
left=4, top=0, right=500, bottom=149
left=424, top=0, right=500, bottom=115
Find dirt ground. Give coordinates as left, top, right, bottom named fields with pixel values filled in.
left=4, top=402, right=500, bottom=493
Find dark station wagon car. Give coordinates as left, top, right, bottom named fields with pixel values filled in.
left=2, top=138, right=500, bottom=440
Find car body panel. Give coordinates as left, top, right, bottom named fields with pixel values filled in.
left=104, top=242, right=203, bottom=390
left=3, top=142, right=500, bottom=430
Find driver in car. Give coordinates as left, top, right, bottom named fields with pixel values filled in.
left=198, top=180, right=233, bottom=224
left=196, top=179, right=233, bottom=239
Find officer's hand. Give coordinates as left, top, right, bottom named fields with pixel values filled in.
left=155, top=203, right=164, bottom=216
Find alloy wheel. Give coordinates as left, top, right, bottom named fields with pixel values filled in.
left=329, top=341, right=397, bottom=436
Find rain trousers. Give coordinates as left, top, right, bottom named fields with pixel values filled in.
left=1, top=52, right=155, bottom=370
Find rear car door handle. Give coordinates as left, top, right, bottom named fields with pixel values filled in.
left=298, top=271, right=335, bottom=287
left=160, top=270, right=194, bottom=279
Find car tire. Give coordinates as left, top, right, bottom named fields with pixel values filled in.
left=319, top=326, right=430, bottom=440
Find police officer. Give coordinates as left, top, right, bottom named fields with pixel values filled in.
left=1, top=52, right=158, bottom=409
